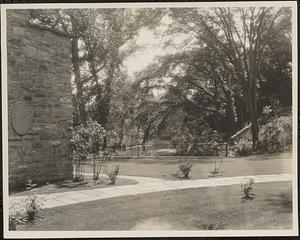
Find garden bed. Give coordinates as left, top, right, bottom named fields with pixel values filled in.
left=10, top=176, right=138, bottom=197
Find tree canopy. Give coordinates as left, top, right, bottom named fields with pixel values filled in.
left=28, top=7, right=292, bottom=149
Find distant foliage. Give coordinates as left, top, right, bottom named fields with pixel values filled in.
left=259, top=115, right=292, bottom=153
left=189, top=142, right=226, bottom=157
left=171, top=127, right=225, bottom=156
left=235, top=138, right=254, bottom=156
left=234, top=113, right=292, bottom=155
left=171, top=128, right=193, bottom=155
left=259, top=124, right=282, bottom=153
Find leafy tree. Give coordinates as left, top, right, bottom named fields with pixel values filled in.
left=132, top=48, right=236, bottom=142
left=29, top=7, right=292, bottom=151
left=82, top=9, right=140, bottom=147
left=258, top=22, right=292, bottom=110
left=29, top=9, right=156, bottom=147
left=167, top=7, right=291, bottom=149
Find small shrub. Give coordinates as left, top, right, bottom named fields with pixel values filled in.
left=25, top=193, right=44, bottom=222
left=233, top=113, right=292, bottom=155
left=9, top=202, right=27, bottom=231
left=92, top=153, right=111, bottom=181
left=73, top=157, right=85, bottom=182
left=108, top=165, right=119, bottom=185
left=258, top=115, right=292, bottom=153
left=9, top=193, right=44, bottom=230
left=259, top=124, right=282, bottom=153
left=70, top=120, right=106, bottom=181
left=240, top=177, right=255, bottom=199
left=179, top=160, right=192, bottom=178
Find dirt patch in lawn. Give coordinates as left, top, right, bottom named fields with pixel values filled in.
left=131, top=217, right=177, bottom=230
left=10, top=176, right=138, bottom=197
left=20, top=181, right=293, bottom=231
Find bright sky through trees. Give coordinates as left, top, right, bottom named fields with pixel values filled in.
left=124, top=28, right=162, bottom=77
left=123, top=15, right=194, bottom=79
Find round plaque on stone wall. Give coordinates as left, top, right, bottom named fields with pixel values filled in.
left=12, top=101, right=31, bottom=136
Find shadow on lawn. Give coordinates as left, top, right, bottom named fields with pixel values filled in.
left=134, top=159, right=176, bottom=165
left=264, top=192, right=292, bottom=213
left=244, top=152, right=292, bottom=161
left=113, top=158, right=222, bottom=166
left=12, top=177, right=135, bottom=196
left=54, top=180, right=89, bottom=189
left=54, top=178, right=123, bottom=189
left=114, top=157, right=237, bottom=165
left=191, top=217, right=225, bottom=230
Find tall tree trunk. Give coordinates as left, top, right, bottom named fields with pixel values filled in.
left=240, top=77, right=259, bottom=150
left=71, top=37, right=87, bottom=125
left=224, top=89, right=236, bottom=137
left=90, top=60, right=102, bottom=97
left=248, top=49, right=259, bottom=150
left=88, top=58, right=104, bottom=129
left=142, top=123, right=152, bottom=146
left=250, top=80, right=259, bottom=150
left=100, top=61, right=115, bottom=149
left=118, top=117, right=126, bottom=147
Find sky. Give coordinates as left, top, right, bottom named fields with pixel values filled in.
left=123, top=17, right=196, bottom=80
left=72, top=27, right=168, bottom=95
left=122, top=23, right=195, bottom=97
left=123, top=27, right=166, bottom=78
left=123, top=7, right=285, bottom=79
left=123, top=28, right=166, bottom=98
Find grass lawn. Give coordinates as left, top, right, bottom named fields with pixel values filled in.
left=84, top=152, right=292, bottom=180
left=10, top=152, right=291, bottom=196
left=20, top=181, right=292, bottom=231
left=11, top=176, right=137, bottom=196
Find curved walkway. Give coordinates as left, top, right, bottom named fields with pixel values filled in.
left=10, top=173, right=292, bottom=209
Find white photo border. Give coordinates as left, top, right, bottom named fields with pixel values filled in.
left=1, top=1, right=298, bottom=238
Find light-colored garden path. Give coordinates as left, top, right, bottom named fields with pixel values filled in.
left=10, top=173, right=292, bottom=209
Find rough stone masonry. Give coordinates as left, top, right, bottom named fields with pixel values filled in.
left=7, top=10, right=73, bottom=190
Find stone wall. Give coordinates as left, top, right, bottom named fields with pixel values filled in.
left=7, top=10, right=73, bottom=190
